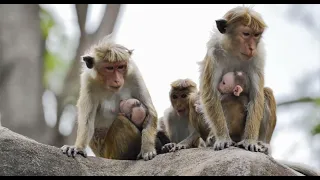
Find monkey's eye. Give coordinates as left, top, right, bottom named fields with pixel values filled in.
left=243, top=32, right=250, bottom=36
left=181, top=94, right=187, bottom=98
left=222, top=81, right=226, bottom=85
left=172, top=95, right=178, bottom=99
left=106, top=66, right=114, bottom=70
left=254, top=33, right=261, bottom=37
left=118, top=65, right=126, bottom=69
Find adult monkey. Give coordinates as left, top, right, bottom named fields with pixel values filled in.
left=199, top=6, right=275, bottom=153
left=198, top=6, right=320, bottom=176
left=61, top=36, right=158, bottom=161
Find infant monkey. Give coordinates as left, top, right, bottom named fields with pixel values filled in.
left=217, top=71, right=249, bottom=142
left=119, top=99, right=147, bottom=129
left=218, top=71, right=248, bottom=99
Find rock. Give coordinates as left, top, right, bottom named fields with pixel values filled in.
left=0, top=126, right=311, bottom=176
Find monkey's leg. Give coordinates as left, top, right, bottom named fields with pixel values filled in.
left=257, top=87, right=277, bottom=155
left=102, top=115, right=142, bottom=160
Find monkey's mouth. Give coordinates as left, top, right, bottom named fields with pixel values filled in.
left=109, top=86, right=122, bottom=91
left=177, top=109, right=186, bottom=116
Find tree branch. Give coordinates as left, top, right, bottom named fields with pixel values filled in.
left=90, top=4, right=121, bottom=43
left=277, top=97, right=317, bottom=107
left=75, top=4, right=89, bottom=34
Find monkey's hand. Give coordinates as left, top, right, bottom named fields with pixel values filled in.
left=161, top=143, right=176, bottom=153
left=206, top=135, right=216, bottom=147
left=169, top=143, right=187, bottom=152
left=194, top=103, right=203, bottom=114
left=236, top=139, right=266, bottom=153
left=137, top=147, right=157, bottom=161
left=213, top=137, right=235, bottom=151
left=61, top=145, right=87, bottom=158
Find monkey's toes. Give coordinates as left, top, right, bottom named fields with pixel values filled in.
left=162, top=143, right=176, bottom=153
left=143, top=151, right=157, bottom=161
left=237, top=140, right=266, bottom=154
left=213, top=139, right=235, bottom=151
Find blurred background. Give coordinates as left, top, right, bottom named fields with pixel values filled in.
left=0, top=4, right=319, bottom=168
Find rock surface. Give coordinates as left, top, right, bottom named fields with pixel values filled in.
left=0, top=126, right=309, bottom=176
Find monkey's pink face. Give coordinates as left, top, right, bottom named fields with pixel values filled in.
left=218, top=73, right=235, bottom=94
left=98, top=61, right=127, bottom=92
left=171, top=91, right=189, bottom=117
left=236, top=26, right=263, bottom=60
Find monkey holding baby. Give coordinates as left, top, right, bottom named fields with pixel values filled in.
left=60, top=36, right=160, bottom=161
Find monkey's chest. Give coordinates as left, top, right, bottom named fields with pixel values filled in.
left=169, top=118, right=192, bottom=143
left=96, top=90, right=132, bottom=128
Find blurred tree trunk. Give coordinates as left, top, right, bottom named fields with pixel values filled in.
left=49, top=4, right=122, bottom=147
left=0, top=4, right=47, bottom=143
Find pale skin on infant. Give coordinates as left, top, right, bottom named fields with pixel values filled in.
left=119, top=98, right=147, bottom=128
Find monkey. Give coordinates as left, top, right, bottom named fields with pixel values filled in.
left=60, top=36, right=159, bottom=161
left=217, top=71, right=249, bottom=143
left=119, top=98, right=147, bottom=130
left=157, top=79, right=206, bottom=153
left=195, top=6, right=320, bottom=176
left=198, top=6, right=277, bottom=154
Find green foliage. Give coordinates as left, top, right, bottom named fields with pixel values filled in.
left=312, top=124, right=320, bottom=135
left=39, top=6, right=68, bottom=89
left=40, top=7, right=55, bottom=39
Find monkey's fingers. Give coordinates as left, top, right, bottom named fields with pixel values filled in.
left=136, top=152, right=142, bottom=160
left=61, top=145, right=70, bottom=155
left=161, top=143, right=176, bottom=153
left=213, top=139, right=235, bottom=151
left=142, top=150, right=157, bottom=161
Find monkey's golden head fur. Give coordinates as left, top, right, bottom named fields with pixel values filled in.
left=87, top=35, right=133, bottom=64
left=169, top=79, right=198, bottom=116
left=223, top=6, right=267, bottom=32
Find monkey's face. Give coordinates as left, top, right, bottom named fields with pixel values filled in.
left=218, top=72, right=236, bottom=94
left=98, top=61, right=127, bottom=92
left=233, top=25, right=263, bottom=60
left=170, top=90, right=189, bottom=117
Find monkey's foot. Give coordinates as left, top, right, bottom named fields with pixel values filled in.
left=137, top=148, right=157, bottom=161
left=213, top=138, right=235, bottom=151
left=161, top=143, right=177, bottom=153
left=236, top=139, right=266, bottom=153
left=169, top=143, right=187, bottom=152
left=206, top=136, right=216, bottom=147
left=61, top=145, right=87, bottom=158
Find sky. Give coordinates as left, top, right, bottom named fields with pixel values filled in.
left=43, top=4, right=320, bottom=168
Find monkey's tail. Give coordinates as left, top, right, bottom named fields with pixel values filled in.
left=278, top=160, right=320, bottom=176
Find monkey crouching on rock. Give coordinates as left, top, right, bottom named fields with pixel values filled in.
left=157, top=79, right=206, bottom=153
left=60, top=36, right=159, bottom=161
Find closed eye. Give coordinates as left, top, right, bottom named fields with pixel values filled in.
left=172, top=95, right=178, bottom=99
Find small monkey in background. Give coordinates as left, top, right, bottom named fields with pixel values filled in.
left=198, top=6, right=277, bottom=153
left=157, top=79, right=206, bottom=153
left=61, top=36, right=159, bottom=161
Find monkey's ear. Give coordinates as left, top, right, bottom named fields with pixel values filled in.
left=128, top=49, right=134, bottom=55
left=82, top=55, right=94, bottom=69
left=215, top=19, right=228, bottom=34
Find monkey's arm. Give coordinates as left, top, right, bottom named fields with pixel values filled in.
left=199, top=54, right=234, bottom=150
left=61, top=89, right=98, bottom=157
left=237, top=72, right=265, bottom=150
left=131, top=68, right=158, bottom=160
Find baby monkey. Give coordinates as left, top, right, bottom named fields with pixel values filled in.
left=119, top=99, right=147, bottom=130
left=217, top=71, right=249, bottom=143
